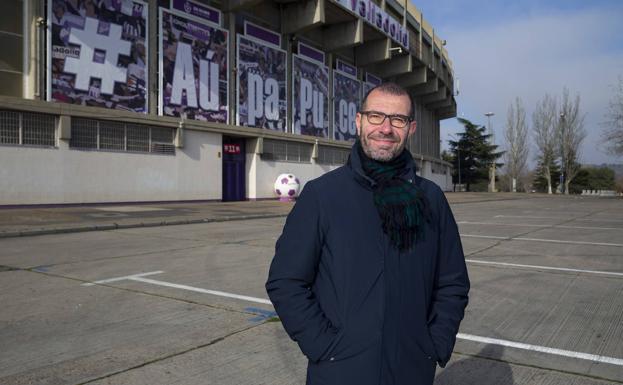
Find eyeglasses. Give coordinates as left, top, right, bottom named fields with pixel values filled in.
left=360, top=111, right=412, bottom=128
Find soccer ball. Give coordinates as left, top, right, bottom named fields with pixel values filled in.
left=274, top=173, right=300, bottom=201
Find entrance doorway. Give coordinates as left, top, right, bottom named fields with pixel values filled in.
left=222, top=137, right=246, bottom=201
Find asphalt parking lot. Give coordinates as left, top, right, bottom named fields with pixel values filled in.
left=1, top=194, right=622, bottom=385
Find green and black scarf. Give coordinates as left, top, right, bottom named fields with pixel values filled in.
left=357, top=140, right=430, bottom=252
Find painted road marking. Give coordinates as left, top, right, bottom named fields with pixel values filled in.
left=494, top=215, right=565, bottom=219
left=130, top=276, right=272, bottom=304
left=494, top=215, right=623, bottom=224
left=457, top=221, right=622, bottom=231
left=82, top=271, right=271, bottom=304
left=461, top=234, right=623, bottom=247
left=84, top=271, right=623, bottom=367
left=466, top=259, right=623, bottom=277
left=457, top=333, right=623, bottom=367
left=81, top=271, right=164, bottom=286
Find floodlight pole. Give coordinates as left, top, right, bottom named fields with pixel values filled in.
left=485, top=112, right=496, bottom=192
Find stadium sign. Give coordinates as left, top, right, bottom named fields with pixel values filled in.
left=332, top=0, right=409, bottom=49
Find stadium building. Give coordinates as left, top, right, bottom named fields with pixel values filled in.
left=0, top=0, right=456, bottom=205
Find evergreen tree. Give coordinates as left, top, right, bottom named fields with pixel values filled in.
left=533, top=157, right=561, bottom=193
left=569, top=166, right=616, bottom=194
left=448, top=118, right=504, bottom=191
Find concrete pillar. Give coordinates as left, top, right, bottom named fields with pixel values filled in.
left=396, top=65, right=426, bottom=88
left=148, top=0, right=158, bottom=114
left=227, top=12, right=236, bottom=125
left=420, top=86, right=447, bottom=105
left=323, top=19, right=363, bottom=52
left=282, top=0, right=324, bottom=35
left=369, top=54, right=412, bottom=78
left=411, top=77, right=438, bottom=96
left=224, top=0, right=263, bottom=12
left=355, top=38, right=390, bottom=66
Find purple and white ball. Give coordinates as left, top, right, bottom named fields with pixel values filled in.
left=274, top=173, right=301, bottom=201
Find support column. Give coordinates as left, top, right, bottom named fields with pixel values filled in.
left=148, top=0, right=158, bottom=114
left=354, top=38, right=390, bottom=66
left=323, top=19, right=363, bottom=52
left=282, top=0, right=324, bottom=35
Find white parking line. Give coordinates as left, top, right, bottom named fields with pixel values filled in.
left=81, top=271, right=164, bottom=286
left=457, top=221, right=622, bottom=231
left=494, top=215, right=564, bottom=219
left=493, top=215, right=623, bottom=224
left=83, top=271, right=623, bottom=367
left=466, top=259, right=623, bottom=277
left=461, top=234, right=623, bottom=247
left=82, top=271, right=271, bottom=304
left=457, top=333, right=623, bottom=366
left=131, top=276, right=272, bottom=304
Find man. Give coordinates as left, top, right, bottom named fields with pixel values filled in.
left=266, top=83, right=469, bottom=385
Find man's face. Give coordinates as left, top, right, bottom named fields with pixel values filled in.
left=356, top=90, right=416, bottom=162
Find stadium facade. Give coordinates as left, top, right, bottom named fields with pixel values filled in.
left=0, top=0, right=456, bottom=205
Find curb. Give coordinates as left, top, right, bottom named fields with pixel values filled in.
left=0, top=213, right=289, bottom=239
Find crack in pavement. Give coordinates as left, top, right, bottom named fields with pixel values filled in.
left=21, top=268, right=272, bottom=319
left=19, top=244, right=208, bottom=271
left=75, top=321, right=270, bottom=385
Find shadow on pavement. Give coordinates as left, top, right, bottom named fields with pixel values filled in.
left=435, top=345, right=515, bottom=385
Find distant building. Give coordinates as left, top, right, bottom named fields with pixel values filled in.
left=0, top=0, right=456, bottom=205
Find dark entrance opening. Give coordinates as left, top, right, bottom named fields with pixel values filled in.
left=222, top=137, right=246, bottom=202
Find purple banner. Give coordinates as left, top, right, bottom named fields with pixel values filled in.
left=364, top=72, right=382, bottom=96
left=237, top=35, right=287, bottom=130
left=366, top=72, right=382, bottom=85
left=298, top=42, right=324, bottom=64
left=170, top=0, right=220, bottom=25
left=159, top=9, right=228, bottom=122
left=293, top=55, right=328, bottom=137
left=48, top=0, right=148, bottom=112
left=333, top=71, right=361, bottom=141
left=244, top=21, right=281, bottom=47
left=336, top=59, right=357, bottom=78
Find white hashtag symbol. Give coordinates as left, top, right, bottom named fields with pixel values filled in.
left=64, top=17, right=131, bottom=95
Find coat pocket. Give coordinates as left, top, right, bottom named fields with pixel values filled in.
left=318, top=325, right=379, bottom=363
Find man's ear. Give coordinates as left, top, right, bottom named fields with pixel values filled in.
left=408, top=120, right=417, bottom=137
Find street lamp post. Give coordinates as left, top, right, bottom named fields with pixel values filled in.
left=559, top=112, right=566, bottom=194
left=449, top=134, right=461, bottom=191
left=485, top=112, right=496, bottom=192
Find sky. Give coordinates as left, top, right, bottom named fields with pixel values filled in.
left=412, top=0, right=623, bottom=166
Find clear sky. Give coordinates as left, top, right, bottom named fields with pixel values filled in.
left=412, top=0, right=623, bottom=165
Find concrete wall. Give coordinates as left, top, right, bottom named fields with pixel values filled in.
left=246, top=147, right=452, bottom=199
left=0, top=130, right=222, bottom=204
left=249, top=155, right=339, bottom=199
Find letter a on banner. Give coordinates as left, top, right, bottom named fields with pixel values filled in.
left=159, top=8, right=229, bottom=122
left=237, top=23, right=287, bottom=131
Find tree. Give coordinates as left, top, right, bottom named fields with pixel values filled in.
left=504, top=97, right=529, bottom=192
left=569, top=166, right=615, bottom=194
left=602, top=76, right=623, bottom=156
left=532, top=94, right=558, bottom=194
left=558, top=87, right=586, bottom=194
left=448, top=118, right=503, bottom=192
left=533, top=156, right=560, bottom=193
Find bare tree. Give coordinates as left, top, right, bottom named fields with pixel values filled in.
left=558, top=87, right=586, bottom=194
left=602, top=76, right=623, bottom=156
left=504, top=97, right=529, bottom=192
left=532, top=94, right=558, bottom=194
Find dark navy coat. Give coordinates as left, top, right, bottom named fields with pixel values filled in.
left=266, top=146, right=470, bottom=385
